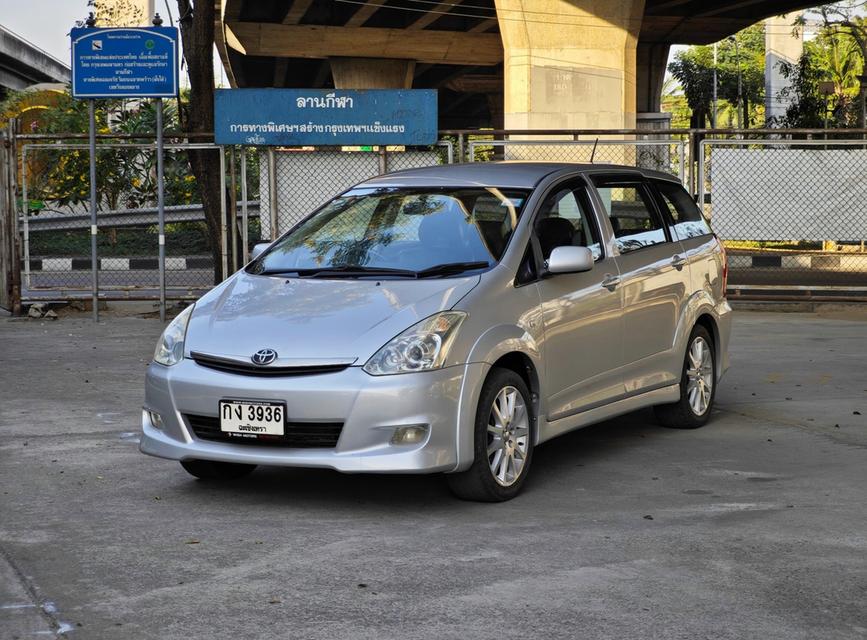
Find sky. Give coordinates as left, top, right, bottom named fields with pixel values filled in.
left=0, top=0, right=228, bottom=86
left=1, top=0, right=92, bottom=64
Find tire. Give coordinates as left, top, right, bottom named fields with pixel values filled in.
left=654, top=325, right=716, bottom=429
left=446, top=368, right=534, bottom=502
left=180, top=459, right=257, bottom=480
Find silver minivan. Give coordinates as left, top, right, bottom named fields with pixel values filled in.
left=141, top=163, right=731, bottom=501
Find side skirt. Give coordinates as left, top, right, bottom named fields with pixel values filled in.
left=537, top=384, right=680, bottom=444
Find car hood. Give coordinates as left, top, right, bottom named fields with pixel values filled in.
left=184, top=271, right=480, bottom=364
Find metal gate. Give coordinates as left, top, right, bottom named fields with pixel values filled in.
left=14, top=137, right=452, bottom=306
left=18, top=139, right=225, bottom=302
left=699, top=137, right=867, bottom=296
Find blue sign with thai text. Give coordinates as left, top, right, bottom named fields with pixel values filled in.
left=71, top=27, right=179, bottom=98
left=214, top=89, right=438, bottom=146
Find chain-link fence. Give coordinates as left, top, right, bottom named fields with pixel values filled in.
left=19, top=140, right=222, bottom=298
left=467, top=137, right=689, bottom=185
left=9, top=126, right=867, bottom=309
left=15, top=136, right=451, bottom=303
left=699, top=136, right=867, bottom=292
left=254, top=142, right=453, bottom=242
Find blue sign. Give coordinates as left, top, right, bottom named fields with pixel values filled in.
left=214, top=89, right=438, bottom=146
left=71, top=27, right=179, bottom=98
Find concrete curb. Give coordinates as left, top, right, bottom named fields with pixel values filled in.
left=729, top=253, right=867, bottom=271
left=27, top=256, right=214, bottom=271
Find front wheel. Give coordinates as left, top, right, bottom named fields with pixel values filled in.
left=446, top=368, right=534, bottom=502
left=654, top=325, right=716, bottom=429
left=180, top=459, right=257, bottom=480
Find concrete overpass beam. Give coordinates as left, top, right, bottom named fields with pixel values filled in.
left=329, top=57, right=415, bottom=89
left=495, top=0, right=645, bottom=130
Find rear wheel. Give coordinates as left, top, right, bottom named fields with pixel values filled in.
left=654, top=325, right=716, bottom=429
left=180, top=459, right=257, bottom=480
left=447, top=368, right=534, bottom=502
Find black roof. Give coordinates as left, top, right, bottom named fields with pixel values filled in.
left=360, top=161, right=679, bottom=190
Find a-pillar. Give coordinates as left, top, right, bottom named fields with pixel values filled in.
left=494, top=0, right=645, bottom=131
left=329, top=58, right=415, bottom=89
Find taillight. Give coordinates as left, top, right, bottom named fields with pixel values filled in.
left=719, top=239, right=728, bottom=295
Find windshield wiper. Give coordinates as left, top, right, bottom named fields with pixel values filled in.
left=415, top=261, right=491, bottom=278
left=259, top=265, right=418, bottom=278
left=257, top=261, right=490, bottom=279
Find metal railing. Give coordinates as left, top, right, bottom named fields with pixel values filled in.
left=6, top=125, right=867, bottom=311
left=468, top=138, right=688, bottom=185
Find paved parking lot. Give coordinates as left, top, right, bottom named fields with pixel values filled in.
left=1, top=308, right=866, bottom=639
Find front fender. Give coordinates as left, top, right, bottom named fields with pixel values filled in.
left=467, top=323, right=542, bottom=368
left=452, top=324, right=545, bottom=462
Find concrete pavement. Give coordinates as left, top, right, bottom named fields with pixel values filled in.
left=1, top=309, right=866, bottom=639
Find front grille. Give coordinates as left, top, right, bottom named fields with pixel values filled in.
left=190, top=352, right=353, bottom=377
left=186, top=414, right=343, bottom=448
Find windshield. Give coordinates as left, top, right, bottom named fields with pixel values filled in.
left=248, top=187, right=529, bottom=278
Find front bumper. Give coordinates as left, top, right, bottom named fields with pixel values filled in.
left=140, top=359, right=488, bottom=473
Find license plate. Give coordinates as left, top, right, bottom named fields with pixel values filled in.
left=219, top=400, right=285, bottom=437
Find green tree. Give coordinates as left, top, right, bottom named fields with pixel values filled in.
left=667, top=23, right=766, bottom=128
left=797, top=4, right=867, bottom=126
left=668, top=47, right=715, bottom=128
left=806, top=29, right=863, bottom=97
left=0, top=90, right=196, bottom=211
left=769, top=14, right=865, bottom=129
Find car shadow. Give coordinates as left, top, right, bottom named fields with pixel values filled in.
left=178, top=408, right=666, bottom=510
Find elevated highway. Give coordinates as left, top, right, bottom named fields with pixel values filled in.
left=216, top=0, right=816, bottom=130
left=0, top=25, right=70, bottom=99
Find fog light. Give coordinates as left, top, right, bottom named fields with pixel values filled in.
left=147, top=410, right=163, bottom=429
left=390, top=425, right=428, bottom=446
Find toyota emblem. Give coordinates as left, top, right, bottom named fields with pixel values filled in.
left=251, top=348, right=278, bottom=366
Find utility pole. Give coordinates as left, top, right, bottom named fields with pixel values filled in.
left=729, top=36, right=743, bottom=129
left=713, top=42, right=718, bottom=128
left=152, top=13, right=166, bottom=322
left=85, top=11, right=99, bottom=322
left=860, top=73, right=867, bottom=130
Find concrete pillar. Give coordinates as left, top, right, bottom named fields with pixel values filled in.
left=494, top=0, right=645, bottom=131
left=765, top=14, right=803, bottom=124
left=329, top=58, right=415, bottom=89
left=636, top=42, right=670, bottom=114
left=486, top=93, right=505, bottom=130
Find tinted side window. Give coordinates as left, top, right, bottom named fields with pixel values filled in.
left=591, top=179, right=668, bottom=253
left=534, top=185, right=602, bottom=260
left=654, top=180, right=713, bottom=240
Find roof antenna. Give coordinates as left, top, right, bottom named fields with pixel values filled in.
left=589, top=138, right=599, bottom=164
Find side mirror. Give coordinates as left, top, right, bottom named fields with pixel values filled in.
left=250, top=242, right=271, bottom=261
left=546, top=245, right=594, bottom=275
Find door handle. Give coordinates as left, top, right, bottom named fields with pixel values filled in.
left=671, top=254, right=687, bottom=270
left=601, top=274, right=621, bottom=291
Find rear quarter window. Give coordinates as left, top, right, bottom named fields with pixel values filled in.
left=654, top=180, right=712, bottom=240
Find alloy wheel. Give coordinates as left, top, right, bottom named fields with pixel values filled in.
left=686, top=336, right=714, bottom=416
left=486, top=385, right=530, bottom=486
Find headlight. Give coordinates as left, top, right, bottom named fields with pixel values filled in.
left=363, top=311, right=466, bottom=376
left=153, top=304, right=194, bottom=366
